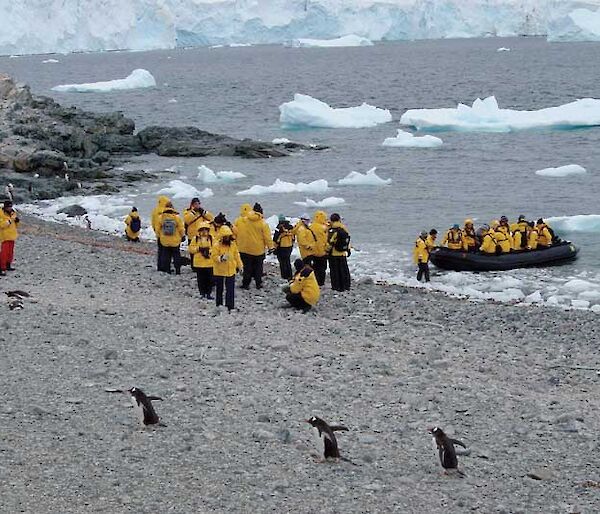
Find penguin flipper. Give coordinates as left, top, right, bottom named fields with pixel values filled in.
left=330, top=425, right=349, bottom=432
left=148, top=396, right=163, bottom=401
left=451, top=438, right=467, bottom=449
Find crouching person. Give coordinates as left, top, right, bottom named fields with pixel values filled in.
left=212, top=227, right=242, bottom=312
left=285, top=259, right=320, bottom=312
left=188, top=223, right=214, bottom=299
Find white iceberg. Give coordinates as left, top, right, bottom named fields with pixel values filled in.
left=51, top=69, right=156, bottom=93
left=272, top=138, right=291, bottom=144
left=496, top=47, right=511, bottom=52
left=382, top=129, right=443, bottom=148
left=547, top=214, right=600, bottom=232
left=548, top=8, right=600, bottom=42
left=156, top=180, right=213, bottom=199
left=42, top=58, right=60, bottom=63
left=535, top=164, right=587, bottom=177
left=338, top=167, right=391, bottom=186
left=293, top=197, right=346, bottom=208
left=279, top=94, right=392, bottom=129
left=289, top=35, right=373, bottom=48
left=237, top=178, right=328, bottom=196
left=197, top=165, right=246, bottom=183
left=400, top=96, right=600, bottom=132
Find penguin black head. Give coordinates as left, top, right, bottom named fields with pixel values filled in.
left=428, top=426, right=444, bottom=437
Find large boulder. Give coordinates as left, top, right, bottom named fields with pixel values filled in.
left=13, top=149, right=67, bottom=175
left=58, top=204, right=87, bottom=217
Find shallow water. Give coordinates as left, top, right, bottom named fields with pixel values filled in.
left=4, top=36, right=600, bottom=308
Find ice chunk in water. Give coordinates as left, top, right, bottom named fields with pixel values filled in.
left=338, top=167, right=391, bottom=186
left=237, top=178, right=328, bottom=195
left=52, top=69, right=156, bottom=93
left=535, top=164, right=586, bottom=177
left=382, top=129, right=443, bottom=148
left=156, top=180, right=213, bottom=199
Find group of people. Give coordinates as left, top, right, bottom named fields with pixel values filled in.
left=125, top=197, right=352, bottom=312
left=414, top=215, right=557, bottom=282
left=0, top=200, right=19, bottom=276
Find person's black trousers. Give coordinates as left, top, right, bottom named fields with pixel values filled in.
left=417, top=262, right=430, bottom=282
left=242, top=253, right=265, bottom=288
left=328, top=256, right=351, bottom=291
left=196, top=267, right=213, bottom=296
left=312, top=256, right=327, bottom=286
left=276, top=247, right=293, bottom=279
left=215, top=275, right=236, bottom=310
left=286, top=292, right=311, bottom=312
left=157, top=245, right=181, bottom=274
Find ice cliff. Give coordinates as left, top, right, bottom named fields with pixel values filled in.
left=2, top=0, right=600, bottom=56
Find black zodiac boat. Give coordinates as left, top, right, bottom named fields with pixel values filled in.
left=429, top=241, right=579, bottom=272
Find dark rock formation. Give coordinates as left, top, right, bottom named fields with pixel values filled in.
left=57, top=204, right=87, bottom=217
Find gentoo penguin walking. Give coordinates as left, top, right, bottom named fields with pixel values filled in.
left=429, top=426, right=466, bottom=476
left=306, top=416, right=352, bottom=463
left=128, top=387, right=164, bottom=426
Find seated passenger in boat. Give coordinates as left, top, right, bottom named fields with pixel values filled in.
left=462, top=219, right=478, bottom=252
left=497, top=215, right=514, bottom=249
left=536, top=218, right=553, bottom=248
left=479, top=224, right=497, bottom=254
left=511, top=215, right=530, bottom=251
left=442, top=224, right=463, bottom=250
left=490, top=220, right=511, bottom=253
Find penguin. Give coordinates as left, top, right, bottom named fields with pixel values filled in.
left=428, top=426, right=466, bottom=476
left=305, top=416, right=350, bottom=461
left=128, top=387, right=163, bottom=426
left=5, top=290, right=31, bottom=300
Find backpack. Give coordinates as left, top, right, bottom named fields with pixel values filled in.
left=161, top=218, right=176, bottom=236
left=333, top=228, right=350, bottom=252
left=130, top=217, right=141, bottom=233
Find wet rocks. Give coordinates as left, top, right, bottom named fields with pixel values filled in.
left=57, top=204, right=87, bottom=217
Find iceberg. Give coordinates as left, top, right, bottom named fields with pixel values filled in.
left=42, top=58, right=60, bottom=63
left=51, top=69, right=156, bottom=93
left=400, top=96, right=600, bottom=132
left=288, top=35, right=373, bottom=48
left=338, top=167, right=391, bottom=186
left=237, top=178, right=328, bottom=195
left=548, top=8, right=600, bottom=42
left=547, top=214, right=600, bottom=233
left=496, top=47, right=511, bottom=52
left=382, top=129, right=443, bottom=148
left=535, top=164, right=587, bottom=177
left=197, top=165, right=246, bottom=183
left=156, top=180, right=213, bottom=199
left=279, top=94, right=392, bottom=129
left=272, top=138, right=291, bottom=144
left=293, top=197, right=346, bottom=208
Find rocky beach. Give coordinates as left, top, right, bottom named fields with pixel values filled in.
left=0, top=215, right=599, bottom=513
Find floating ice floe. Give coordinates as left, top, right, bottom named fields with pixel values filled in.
left=400, top=95, right=600, bottom=132
left=547, top=214, right=600, bottom=232
left=279, top=94, right=392, bottom=129
left=272, top=138, right=291, bottom=144
left=51, top=69, right=156, bottom=93
left=497, top=47, right=511, bottom=52
left=338, top=167, right=391, bottom=186
left=382, top=129, right=443, bottom=148
left=535, top=164, right=587, bottom=177
left=548, top=8, right=600, bottom=42
left=156, top=180, right=213, bottom=199
left=197, top=165, right=246, bottom=183
left=168, top=98, right=178, bottom=103
left=42, top=58, right=60, bottom=63
left=288, top=35, right=373, bottom=48
left=237, top=178, right=328, bottom=196
left=293, top=197, right=345, bottom=208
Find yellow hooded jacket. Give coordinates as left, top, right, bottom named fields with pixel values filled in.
left=479, top=230, right=498, bottom=254
left=310, top=210, right=329, bottom=257
left=188, top=232, right=213, bottom=268
left=413, top=237, right=429, bottom=264
left=235, top=210, right=273, bottom=256
left=442, top=228, right=463, bottom=250
left=327, top=221, right=350, bottom=257
left=294, top=221, right=317, bottom=259
left=157, top=208, right=185, bottom=247
left=124, top=211, right=141, bottom=239
left=0, top=209, right=19, bottom=241
left=212, top=241, right=243, bottom=277
left=536, top=223, right=552, bottom=247
left=151, top=196, right=170, bottom=235
left=290, top=266, right=320, bottom=306
left=184, top=208, right=214, bottom=239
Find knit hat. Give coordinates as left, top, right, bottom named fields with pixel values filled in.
left=330, top=213, right=341, bottom=222
left=294, top=258, right=304, bottom=272
left=278, top=214, right=286, bottom=222
left=253, top=202, right=263, bottom=214
left=214, top=213, right=226, bottom=225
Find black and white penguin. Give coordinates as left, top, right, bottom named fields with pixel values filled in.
left=306, top=416, right=349, bottom=460
left=428, top=426, right=466, bottom=475
left=128, top=387, right=163, bottom=426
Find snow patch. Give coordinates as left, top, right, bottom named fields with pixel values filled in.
left=279, top=94, right=392, bottom=129
left=288, top=34, right=373, bottom=48
left=197, top=165, right=246, bottom=183
left=535, top=164, right=586, bottom=177
left=338, top=167, right=391, bottom=186
left=237, top=178, right=328, bottom=196
left=51, top=69, right=156, bottom=93
left=382, top=129, right=443, bottom=148
left=156, top=179, right=213, bottom=199
left=293, top=197, right=345, bottom=208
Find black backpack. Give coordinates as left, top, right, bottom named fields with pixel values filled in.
left=130, top=217, right=141, bottom=233
left=333, top=228, right=350, bottom=252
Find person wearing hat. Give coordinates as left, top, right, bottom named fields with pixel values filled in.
left=310, top=210, right=329, bottom=286
left=184, top=197, right=214, bottom=242
left=496, top=215, right=514, bottom=250
left=273, top=214, right=295, bottom=279
left=0, top=200, right=19, bottom=274
left=326, top=213, right=351, bottom=291
left=426, top=229, right=438, bottom=251
left=212, top=226, right=242, bottom=311
left=461, top=219, right=477, bottom=252
left=156, top=201, right=185, bottom=274
left=479, top=224, right=498, bottom=254
left=294, top=214, right=316, bottom=265
left=188, top=222, right=214, bottom=299
left=442, top=224, right=463, bottom=251
left=511, top=215, right=530, bottom=250
left=124, top=207, right=141, bottom=242
left=285, top=259, right=320, bottom=312
left=151, top=195, right=171, bottom=270
left=535, top=218, right=553, bottom=248
left=413, top=230, right=430, bottom=282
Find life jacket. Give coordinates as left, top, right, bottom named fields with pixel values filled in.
left=447, top=229, right=462, bottom=243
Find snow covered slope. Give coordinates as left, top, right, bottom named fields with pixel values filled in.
left=2, top=0, right=600, bottom=56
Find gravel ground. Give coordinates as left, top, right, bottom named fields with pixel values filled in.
left=1, top=216, right=599, bottom=513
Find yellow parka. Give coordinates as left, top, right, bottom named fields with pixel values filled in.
left=235, top=210, right=273, bottom=256
left=0, top=209, right=19, bottom=241
left=462, top=226, right=477, bottom=251
left=442, top=228, right=463, bottom=250
left=528, top=227, right=539, bottom=250
left=536, top=223, right=552, bottom=247
left=151, top=196, right=170, bottom=235
left=327, top=221, right=350, bottom=257
left=310, top=210, right=329, bottom=257
left=425, top=234, right=438, bottom=251
left=274, top=222, right=295, bottom=248
left=294, top=221, right=317, bottom=259
left=497, top=225, right=514, bottom=250
left=494, top=229, right=511, bottom=253
left=212, top=241, right=243, bottom=277
left=479, top=231, right=497, bottom=254
left=290, top=266, right=320, bottom=306
left=188, top=233, right=213, bottom=268
left=413, top=237, right=429, bottom=264
left=124, top=211, right=141, bottom=240
left=233, top=204, right=252, bottom=249
left=157, top=208, right=185, bottom=247
left=184, top=208, right=214, bottom=239
left=511, top=221, right=529, bottom=250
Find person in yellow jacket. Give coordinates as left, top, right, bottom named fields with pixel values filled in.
left=183, top=197, right=214, bottom=241
left=496, top=215, right=514, bottom=250
left=235, top=202, right=273, bottom=289
left=327, top=213, right=351, bottom=291
left=124, top=207, right=141, bottom=242
left=490, top=220, right=511, bottom=253
left=212, top=226, right=243, bottom=311
left=273, top=214, right=295, bottom=279
left=151, top=195, right=171, bottom=270
left=188, top=223, right=214, bottom=299
left=413, top=231, right=430, bottom=282
left=285, top=259, right=320, bottom=312
left=294, top=214, right=317, bottom=263
left=309, top=210, right=329, bottom=286
left=535, top=218, right=553, bottom=248
left=462, top=219, right=478, bottom=252
left=0, top=201, right=19, bottom=274
left=442, top=224, right=463, bottom=250
left=425, top=229, right=438, bottom=251
left=479, top=224, right=498, bottom=254
left=510, top=215, right=529, bottom=251
left=156, top=202, right=185, bottom=274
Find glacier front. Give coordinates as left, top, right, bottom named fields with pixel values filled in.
left=3, top=0, right=600, bottom=56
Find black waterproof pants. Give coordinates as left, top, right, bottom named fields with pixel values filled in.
left=417, top=262, right=430, bottom=282
left=196, top=267, right=213, bottom=296
left=158, top=245, right=181, bottom=274
left=242, top=253, right=265, bottom=289
left=312, top=256, right=328, bottom=286
left=286, top=292, right=312, bottom=312
left=215, top=275, right=236, bottom=310
left=276, top=247, right=293, bottom=280
left=329, top=256, right=351, bottom=291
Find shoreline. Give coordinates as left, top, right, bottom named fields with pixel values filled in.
left=1, top=215, right=599, bottom=512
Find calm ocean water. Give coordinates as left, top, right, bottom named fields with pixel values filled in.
left=3, top=36, right=600, bottom=306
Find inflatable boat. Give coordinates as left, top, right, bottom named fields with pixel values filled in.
left=429, top=241, right=579, bottom=272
